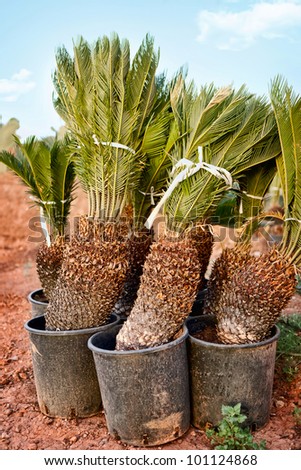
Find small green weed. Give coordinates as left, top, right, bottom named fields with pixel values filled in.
left=277, top=313, right=301, bottom=355
left=293, top=406, right=301, bottom=426
left=281, top=363, right=299, bottom=381
left=276, top=313, right=301, bottom=381
left=206, top=404, right=266, bottom=450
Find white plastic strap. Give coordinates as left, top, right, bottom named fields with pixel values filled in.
left=92, top=135, right=135, bottom=154
left=285, top=217, right=301, bottom=223
left=30, top=195, right=69, bottom=205
left=29, top=197, right=56, bottom=206
left=242, top=192, right=263, bottom=200
left=145, top=147, right=233, bottom=229
left=239, top=191, right=266, bottom=214
left=139, top=186, right=163, bottom=205
left=239, top=199, right=244, bottom=214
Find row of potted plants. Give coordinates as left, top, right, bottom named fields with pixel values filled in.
left=1, top=33, right=300, bottom=447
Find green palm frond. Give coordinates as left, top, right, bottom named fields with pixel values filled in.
left=211, top=106, right=280, bottom=229
left=147, top=78, right=280, bottom=234
left=189, top=84, right=251, bottom=150
left=0, top=145, right=38, bottom=193
left=0, top=136, right=75, bottom=238
left=162, top=83, right=251, bottom=230
left=52, top=45, right=79, bottom=126
left=187, top=85, right=252, bottom=158
left=133, top=100, right=175, bottom=225
left=208, top=95, right=279, bottom=172
left=168, top=77, right=248, bottom=163
left=47, top=137, right=76, bottom=235
left=164, top=169, right=225, bottom=232
left=53, top=33, right=170, bottom=223
left=220, top=159, right=278, bottom=238
left=126, top=34, right=159, bottom=139
left=14, top=136, right=52, bottom=203
left=269, top=75, right=301, bottom=267
left=238, top=159, right=277, bottom=220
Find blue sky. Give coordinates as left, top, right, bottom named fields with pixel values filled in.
left=1, top=0, right=301, bottom=140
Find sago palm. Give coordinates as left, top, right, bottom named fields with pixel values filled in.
left=204, top=76, right=300, bottom=344
left=49, top=33, right=171, bottom=330
left=116, top=76, right=280, bottom=350
left=0, top=135, right=75, bottom=300
left=113, top=97, right=175, bottom=318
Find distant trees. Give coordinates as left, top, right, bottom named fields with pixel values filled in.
left=0, top=117, right=20, bottom=171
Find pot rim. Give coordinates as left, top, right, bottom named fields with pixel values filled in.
left=88, top=324, right=189, bottom=356
left=187, top=315, right=280, bottom=350
left=27, top=288, right=48, bottom=306
left=24, top=313, right=119, bottom=337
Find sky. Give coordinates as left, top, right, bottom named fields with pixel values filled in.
left=0, top=0, right=301, bottom=140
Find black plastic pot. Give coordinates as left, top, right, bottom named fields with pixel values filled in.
left=88, top=325, right=190, bottom=446
left=186, top=315, right=280, bottom=430
left=27, top=289, right=48, bottom=317
left=24, top=313, right=120, bottom=418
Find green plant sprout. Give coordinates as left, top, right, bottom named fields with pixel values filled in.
left=206, top=403, right=266, bottom=450
left=293, top=407, right=301, bottom=427
left=276, top=313, right=301, bottom=382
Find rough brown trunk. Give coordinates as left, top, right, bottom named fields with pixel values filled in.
left=116, top=235, right=201, bottom=350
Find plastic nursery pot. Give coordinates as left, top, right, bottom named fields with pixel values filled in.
left=88, top=325, right=191, bottom=447
left=27, top=289, right=48, bottom=317
left=24, top=313, right=120, bottom=418
left=186, top=315, right=280, bottom=430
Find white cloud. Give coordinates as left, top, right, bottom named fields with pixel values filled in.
left=0, top=69, right=36, bottom=102
left=197, top=1, right=301, bottom=50
left=12, top=68, right=32, bottom=81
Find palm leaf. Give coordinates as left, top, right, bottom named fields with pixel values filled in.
left=47, top=137, right=76, bottom=235
left=126, top=34, right=158, bottom=138
left=235, top=159, right=277, bottom=225
left=162, top=82, right=251, bottom=229
left=133, top=99, right=175, bottom=225
left=0, top=146, right=40, bottom=200
left=185, top=85, right=251, bottom=158
left=53, top=33, right=170, bottom=223
left=0, top=136, right=75, bottom=238
left=14, top=136, right=52, bottom=203
left=270, top=75, right=301, bottom=267
left=148, top=78, right=280, bottom=234
left=53, top=45, right=78, bottom=125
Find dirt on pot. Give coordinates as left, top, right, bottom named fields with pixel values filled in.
left=1, top=172, right=301, bottom=450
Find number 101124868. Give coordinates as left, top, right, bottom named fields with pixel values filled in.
left=186, top=454, right=258, bottom=466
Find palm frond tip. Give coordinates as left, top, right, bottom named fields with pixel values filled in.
left=53, top=33, right=171, bottom=224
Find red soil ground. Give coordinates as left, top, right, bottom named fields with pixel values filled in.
left=1, top=172, right=300, bottom=450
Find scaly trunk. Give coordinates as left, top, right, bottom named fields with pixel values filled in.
left=36, top=237, right=66, bottom=300
left=188, top=225, right=214, bottom=289
left=115, top=235, right=200, bottom=350
left=112, top=230, right=153, bottom=318
left=204, top=245, right=296, bottom=344
left=45, top=217, right=130, bottom=331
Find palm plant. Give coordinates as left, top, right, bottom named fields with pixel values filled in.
left=0, top=135, right=75, bottom=299
left=116, top=76, right=281, bottom=350
left=49, top=33, right=172, bottom=330
left=112, top=101, right=176, bottom=318
left=204, top=76, right=300, bottom=344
